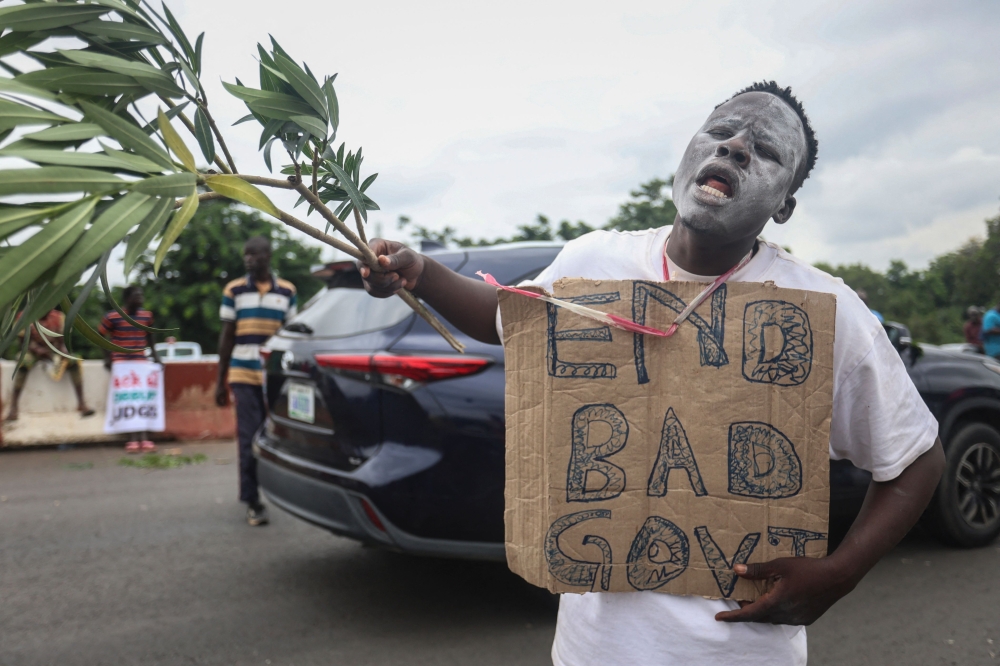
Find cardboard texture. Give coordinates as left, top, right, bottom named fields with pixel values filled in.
left=501, top=279, right=836, bottom=601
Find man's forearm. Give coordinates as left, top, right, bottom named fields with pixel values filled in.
left=828, top=439, right=945, bottom=586
left=411, top=257, right=501, bottom=345
left=216, top=325, right=234, bottom=385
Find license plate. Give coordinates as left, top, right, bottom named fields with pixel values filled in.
left=287, top=382, right=315, bottom=424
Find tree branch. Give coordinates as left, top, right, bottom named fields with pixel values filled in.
left=290, top=179, right=465, bottom=352
left=352, top=206, right=368, bottom=246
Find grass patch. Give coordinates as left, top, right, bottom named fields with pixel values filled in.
left=118, top=452, right=208, bottom=469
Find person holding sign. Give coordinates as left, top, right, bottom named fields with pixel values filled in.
left=216, top=237, right=297, bottom=527
left=359, top=81, right=945, bottom=665
left=99, top=286, right=162, bottom=452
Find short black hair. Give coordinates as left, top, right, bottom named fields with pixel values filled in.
left=244, top=235, right=271, bottom=253
left=122, top=285, right=141, bottom=301
left=717, top=80, right=818, bottom=190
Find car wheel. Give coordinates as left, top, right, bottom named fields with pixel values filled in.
left=924, top=423, right=1000, bottom=547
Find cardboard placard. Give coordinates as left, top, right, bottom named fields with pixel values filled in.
left=104, top=360, right=166, bottom=434
left=501, top=279, right=835, bottom=601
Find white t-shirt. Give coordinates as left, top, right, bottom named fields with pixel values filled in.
left=496, top=226, right=938, bottom=666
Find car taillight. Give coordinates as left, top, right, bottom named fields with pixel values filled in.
left=260, top=349, right=272, bottom=365
left=314, top=354, right=374, bottom=373
left=314, top=353, right=491, bottom=385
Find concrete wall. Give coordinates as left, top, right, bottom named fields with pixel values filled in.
left=0, top=360, right=235, bottom=447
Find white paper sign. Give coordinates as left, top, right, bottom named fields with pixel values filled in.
left=104, top=360, right=166, bottom=434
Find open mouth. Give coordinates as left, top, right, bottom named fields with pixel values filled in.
left=696, top=173, right=732, bottom=199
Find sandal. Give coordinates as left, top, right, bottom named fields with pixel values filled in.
left=125, top=441, right=140, bottom=453
left=140, top=440, right=156, bottom=452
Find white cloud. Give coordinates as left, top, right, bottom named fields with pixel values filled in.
left=155, top=0, right=1000, bottom=270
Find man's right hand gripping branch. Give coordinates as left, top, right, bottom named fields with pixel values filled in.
left=359, top=238, right=501, bottom=346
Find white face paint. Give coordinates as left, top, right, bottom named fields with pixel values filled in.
left=672, top=92, right=808, bottom=243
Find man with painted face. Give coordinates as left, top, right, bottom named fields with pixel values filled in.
left=359, top=81, right=944, bottom=665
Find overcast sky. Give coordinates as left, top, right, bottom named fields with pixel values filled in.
left=167, top=0, right=1000, bottom=270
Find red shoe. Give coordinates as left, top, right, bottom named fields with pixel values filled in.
left=125, top=441, right=140, bottom=453
left=140, top=440, right=156, bottom=452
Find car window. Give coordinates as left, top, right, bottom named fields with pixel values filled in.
left=288, top=287, right=413, bottom=338
left=174, top=348, right=194, bottom=356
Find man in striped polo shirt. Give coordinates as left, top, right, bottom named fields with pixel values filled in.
left=216, top=236, right=297, bottom=526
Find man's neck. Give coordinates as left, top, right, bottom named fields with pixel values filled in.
left=667, top=222, right=758, bottom=276
left=251, top=269, right=271, bottom=283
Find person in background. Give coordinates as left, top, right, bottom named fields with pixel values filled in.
left=856, top=288, right=884, bottom=323
left=215, top=236, right=297, bottom=527
left=963, top=306, right=984, bottom=354
left=98, top=285, right=160, bottom=452
left=5, top=309, right=94, bottom=422
left=981, top=303, right=1000, bottom=360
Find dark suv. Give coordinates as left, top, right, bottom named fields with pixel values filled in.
left=255, top=246, right=1000, bottom=558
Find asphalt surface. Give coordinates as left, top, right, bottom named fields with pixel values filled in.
left=1, top=441, right=997, bottom=666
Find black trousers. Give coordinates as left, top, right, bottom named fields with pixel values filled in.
left=231, top=383, right=266, bottom=505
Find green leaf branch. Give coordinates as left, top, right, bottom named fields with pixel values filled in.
left=0, top=0, right=464, bottom=357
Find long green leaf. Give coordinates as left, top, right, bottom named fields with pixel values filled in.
left=273, top=52, right=328, bottom=121
left=124, top=195, right=173, bottom=275
left=131, top=172, right=197, bottom=197
left=19, top=273, right=81, bottom=339
left=23, top=123, right=104, bottom=142
left=0, top=200, right=95, bottom=310
left=100, top=266, right=173, bottom=333
left=0, top=205, right=58, bottom=241
left=327, top=161, right=368, bottom=222
left=64, top=298, right=135, bottom=354
left=289, top=114, right=327, bottom=139
left=247, top=96, right=317, bottom=122
left=203, top=175, right=279, bottom=217
left=54, top=193, right=154, bottom=284
left=0, top=4, right=109, bottom=31
left=0, top=31, right=45, bottom=58
left=161, top=2, right=196, bottom=64
left=0, top=166, right=125, bottom=196
left=222, top=82, right=315, bottom=116
left=98, top=143, right=168, bottom=174
left=64, top=250, right=110, bottom=349
left=154, top=189, right=198, bottom=274
left=0, top=76, right=57, bottom=101
left=193, top=106, right=214, bottom=164
left=80, top=101, right=174, bottom=170
left=17, top=68, right=149, bottom=96
left=323, top=78, right=339, bottom=132
left=157, top=108, right=195, bottom=172
left=0, top=99, right=69, bottom=131
left=74, top=20, right=167, bottom=44
left=0, top=146, right=158, bottom=172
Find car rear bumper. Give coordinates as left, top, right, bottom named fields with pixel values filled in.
left=255, top=436, right=505, bottom=562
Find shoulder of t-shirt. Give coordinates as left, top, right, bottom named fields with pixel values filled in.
left=549, top=228, right=656, bottom=274
left=223, top=277, right=247, bottom=297
left=275, top=278, right=296, bottom=294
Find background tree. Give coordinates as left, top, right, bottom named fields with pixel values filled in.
left=133, top=202, right=323, bottom=352
left=399, top=177, right=675, bottom=247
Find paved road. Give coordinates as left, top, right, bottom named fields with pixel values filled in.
left=1, top=442, right=997, bottom=665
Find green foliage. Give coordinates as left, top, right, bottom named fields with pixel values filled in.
left=815, top=215, right=1000, bottom=344
left=400, top=176, right=677, bottom=248
left=606, top=176, right=677, bottom=232
left=132, top=202, right=323, bottom=352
